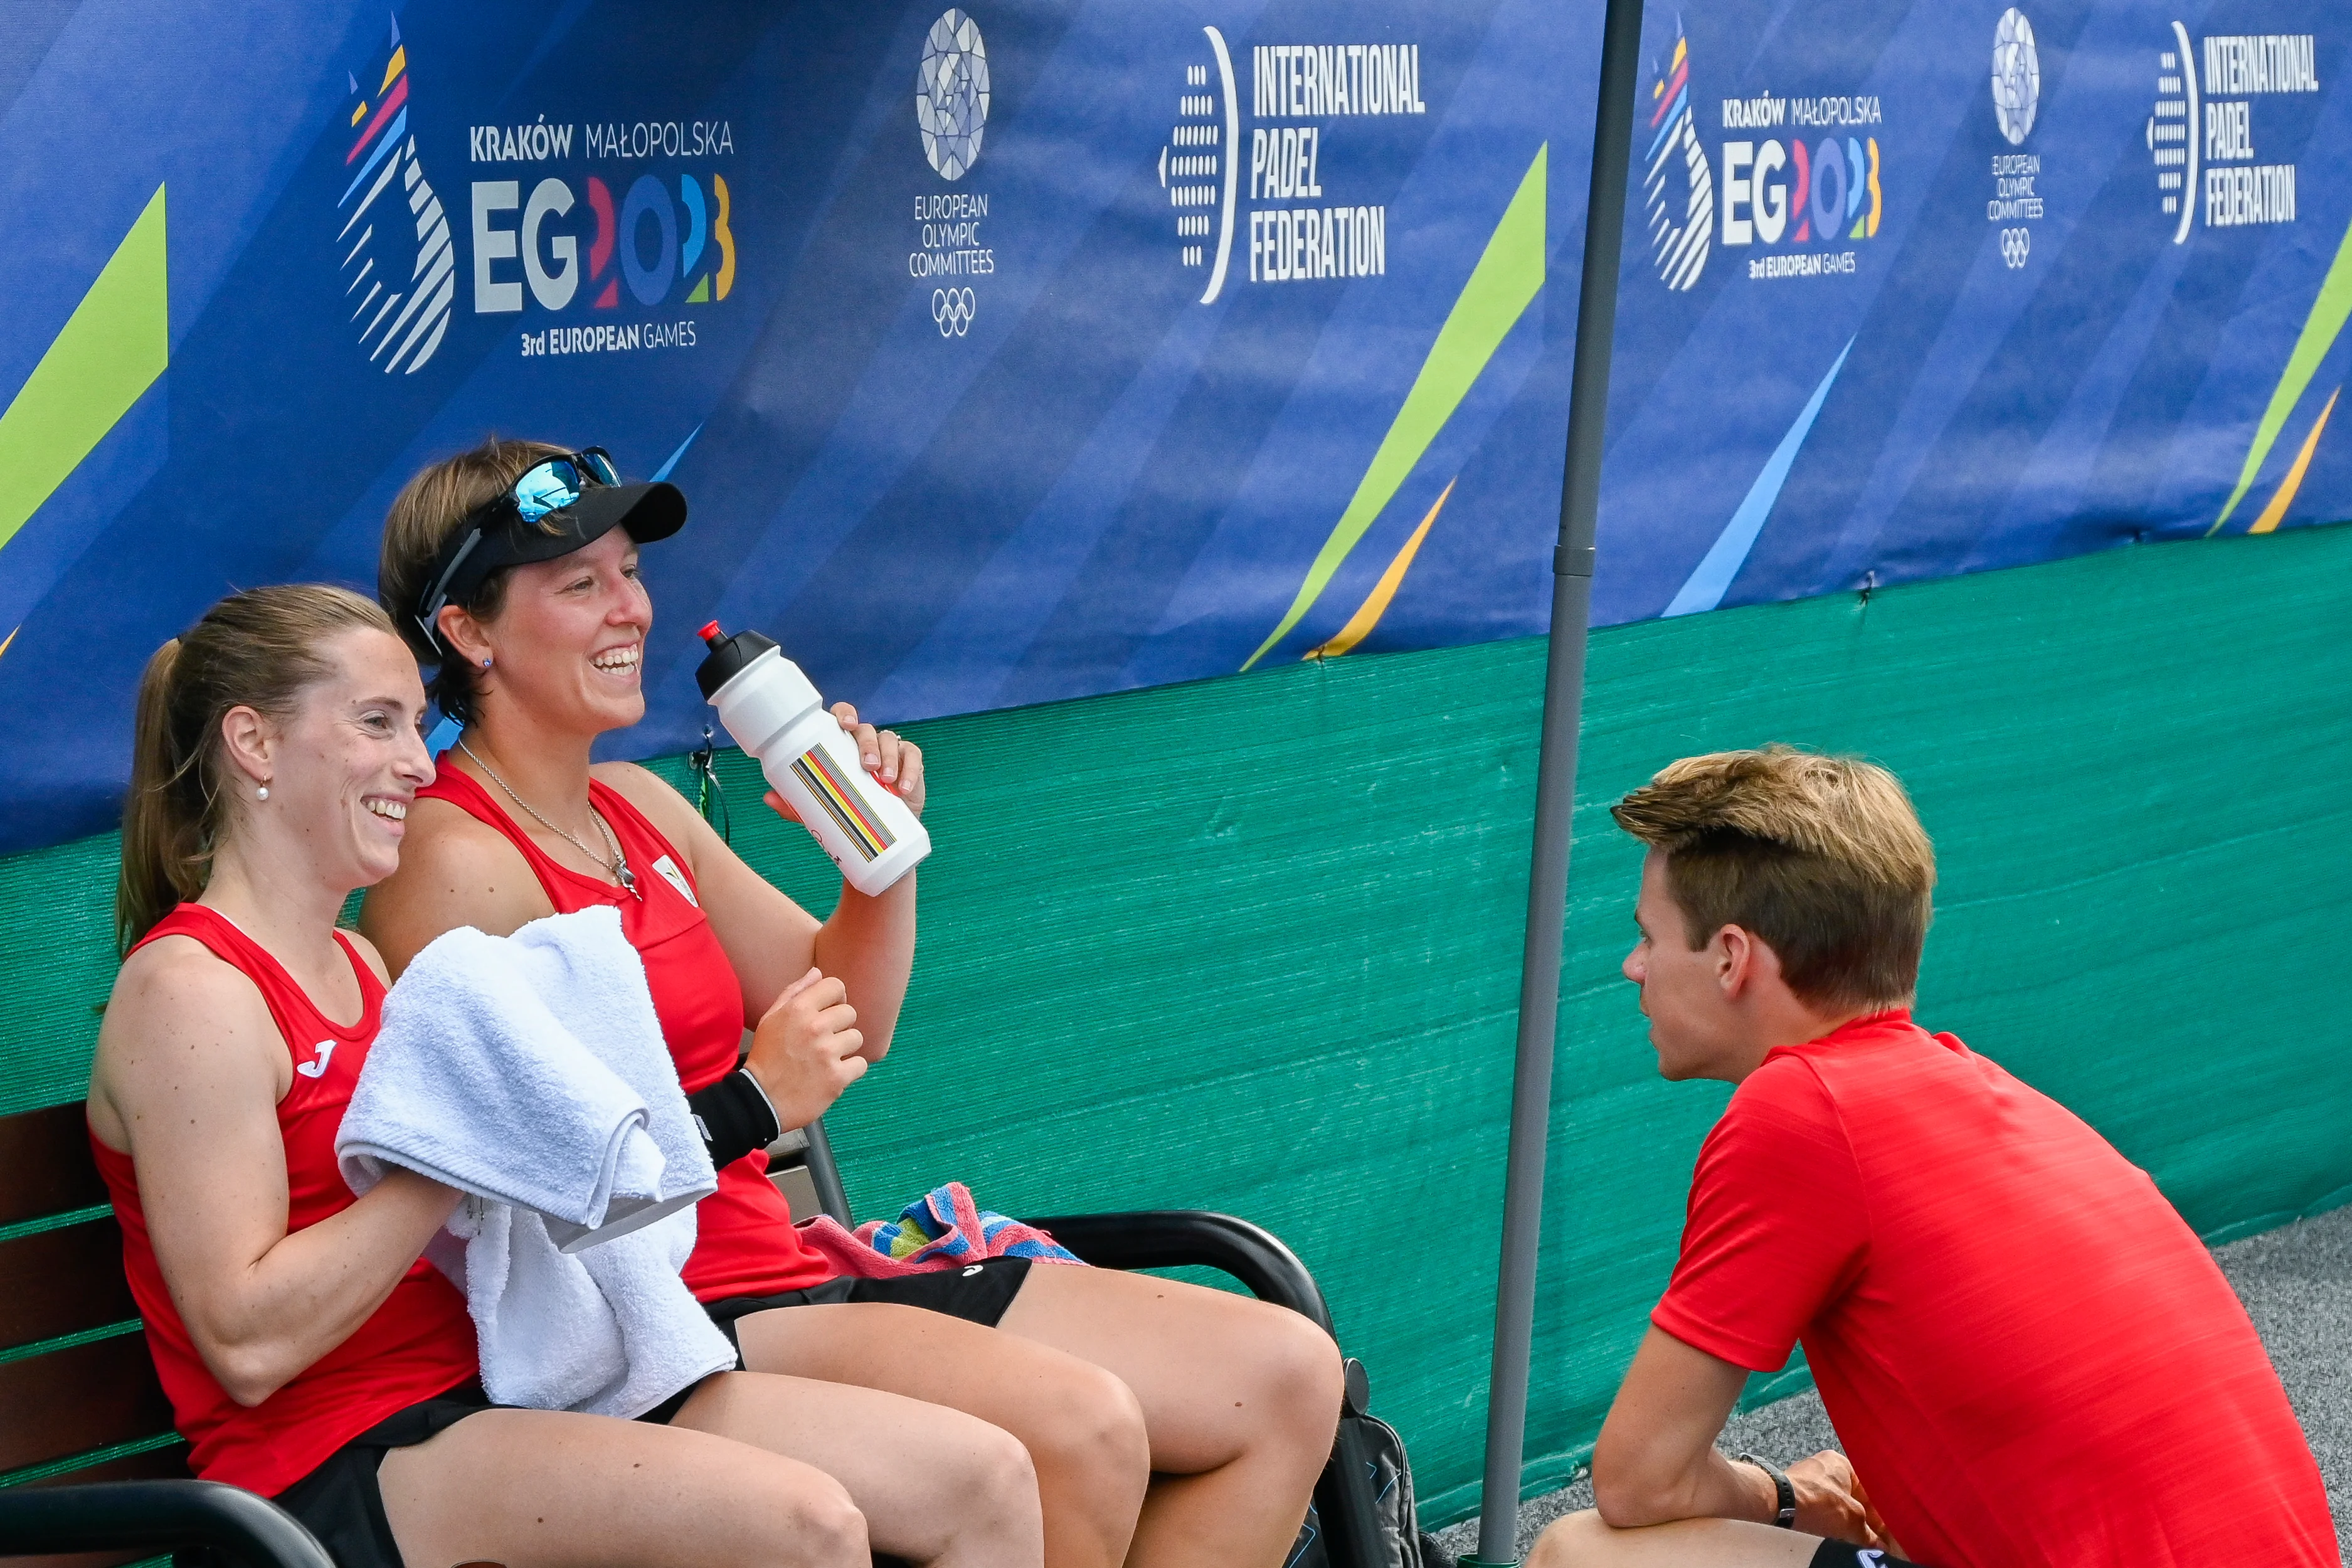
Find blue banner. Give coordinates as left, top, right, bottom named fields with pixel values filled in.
left=0, top=0, right=2345, bottom=854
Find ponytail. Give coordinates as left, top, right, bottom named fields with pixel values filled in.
left=118, top=638, right=203, bottom=951
left=114, top=586, right=398, bottom=954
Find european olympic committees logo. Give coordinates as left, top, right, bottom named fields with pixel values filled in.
left=1644, top=20, right=1714, bottom=290
left=911, top=9, right=996, bottom=340
left=336, top=18, right=456, bottom=374
left=1989, top=9, right=2043, bottom=273
left=918, top=10, right=990, bottom=181
left=1991, top=9, right=2040, bottom=144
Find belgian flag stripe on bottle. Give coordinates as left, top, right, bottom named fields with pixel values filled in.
left=791, top=746, right=897, bottom=862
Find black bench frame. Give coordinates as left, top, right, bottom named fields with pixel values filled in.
left=783, top=1123, right=1392, bottom=1568
left=0, top=1110, right=1387, bottom=1568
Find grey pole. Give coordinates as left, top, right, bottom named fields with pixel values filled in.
left=1467, top=0, right=1646, bottom=1559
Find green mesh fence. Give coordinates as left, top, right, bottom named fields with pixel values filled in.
left=3, top=523, right=2347, bottom=1524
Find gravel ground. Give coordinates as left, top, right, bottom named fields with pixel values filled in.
left=1434, top=1204, right=2352, bottom=1560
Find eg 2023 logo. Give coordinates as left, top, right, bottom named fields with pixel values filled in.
left=329, top=28, right=738, bottom=363
left=1645, top=26, right=1885, bottom=289
left=470, top=164, right=736, bottom=319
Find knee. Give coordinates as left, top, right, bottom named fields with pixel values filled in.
left=1527, top=1509, right=1609, bottom=1568
left=1243, top=1304, right=1346, bottom=1448
left=965, top=1421, right=1045, bottom=1535
left=774, top=1471, right=869, bottom=1568
left=1027, top=1362, right=1150, bottom=1496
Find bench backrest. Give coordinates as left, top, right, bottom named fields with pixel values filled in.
left=763, top=1119, right=854, bottom=1227
left=0, top=1101, right=189, bottom=1566
left=0, top=1096, right=847, bottom=1566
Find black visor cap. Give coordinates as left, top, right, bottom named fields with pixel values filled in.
left=431, top=480, right=687, bottom=624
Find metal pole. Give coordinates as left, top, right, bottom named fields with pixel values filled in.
left=1468, top=0, right=1646, bottom=1558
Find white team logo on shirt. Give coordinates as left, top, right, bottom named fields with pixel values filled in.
left=296, top=1040, right=336, bottom=1078
left=650, top=854, right=697, bottom=906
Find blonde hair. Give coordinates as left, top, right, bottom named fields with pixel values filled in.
left=1610, top=746, right=1936, bottom=1010
left=119, top=585, right=396, bottom=953
left=378, top=435, right=569, bottom=726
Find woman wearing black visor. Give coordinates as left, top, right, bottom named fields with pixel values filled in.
left=363, top=438, right=1343, bottom=1568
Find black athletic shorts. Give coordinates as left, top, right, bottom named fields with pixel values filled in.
left=1811, top=1541, right=1927, bottom=1567
left=704, top=1255, right=1034, bottom=1351
left=259, top=1375, right=708, bottom=1568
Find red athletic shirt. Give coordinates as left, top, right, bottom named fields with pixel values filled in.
left=418, top=762, right=829, bottom=1298
left=1652, top=1010, right=2333, bottom=1568
left=90, top=904, right=478, bottom=1496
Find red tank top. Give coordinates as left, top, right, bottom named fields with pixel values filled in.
left=417, top=761, right=829, bottom=1298
left=90, top=904, right=478, bottom=1496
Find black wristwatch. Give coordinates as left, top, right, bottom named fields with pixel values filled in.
left=1737, top=1453, right=1798, bottom=1529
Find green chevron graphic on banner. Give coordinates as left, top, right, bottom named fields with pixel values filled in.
left=0, top=184, right=170, bottom=556
left=2208, top=212, right=2352, bottom=536
left=1242, top=145, right=1549, bottom=670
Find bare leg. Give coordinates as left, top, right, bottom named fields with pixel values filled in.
left=738, top=1302, right=1152, bottom=1568
left=670, top=1370, right=1044, bottom=1568
left=376, top=1405, right=866, bottom=1568
left=995, top=1266, right=1343, bottom=1568
left=1528, top=1510, right=1828, bottom=1568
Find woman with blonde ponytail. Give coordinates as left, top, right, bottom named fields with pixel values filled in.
left=117, top=636, right=198, bottom=953
left=87, top=585, right=1040, bottom=1568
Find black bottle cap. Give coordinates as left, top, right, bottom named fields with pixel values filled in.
left=694, top=621, right=780, bottom=700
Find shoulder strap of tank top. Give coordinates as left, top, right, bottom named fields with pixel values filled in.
left=132, top=905, right=376, bottom=1055
left=417, top=760, right=530, bottom=851
left=587, top=776, right=690, bottom=876
left=329, top=928, right=387, bottom=1010
left=419, top=756, right=593, bottom=896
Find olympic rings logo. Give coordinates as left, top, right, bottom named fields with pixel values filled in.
left=2000, top=226, right=2031, bottom=269
left=932, top=287, right=977, bottom=337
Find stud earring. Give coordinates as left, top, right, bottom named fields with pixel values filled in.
left=482, top=656, right=493, bottom=669
left=257, top=783, right=270, bottom=801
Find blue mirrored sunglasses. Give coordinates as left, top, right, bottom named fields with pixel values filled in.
left=510, top=446, right=621, bottom=522
left=414, top=446, right=626, bottom=652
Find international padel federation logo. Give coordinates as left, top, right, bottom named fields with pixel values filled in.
left=335, top=18, right=455, bottom=374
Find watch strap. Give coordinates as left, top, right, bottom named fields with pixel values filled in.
left=1737, top=1453, right=1798, bottom=1528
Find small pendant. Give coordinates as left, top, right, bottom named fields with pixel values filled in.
left=618, top=864, right=642, bottom=899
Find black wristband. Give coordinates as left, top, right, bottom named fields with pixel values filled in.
left=687, top=1068, right=782, bottom=1168
left=1738, top=1454, right=1798, bottom=1529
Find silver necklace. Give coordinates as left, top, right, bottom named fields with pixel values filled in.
left=458, top=738, right=640, bottom=899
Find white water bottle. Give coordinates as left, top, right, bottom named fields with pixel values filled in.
left=695, top=622, right=931, bottom=895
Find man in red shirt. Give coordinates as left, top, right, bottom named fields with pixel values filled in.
left=1528, top=748, right=2335, bottom=1568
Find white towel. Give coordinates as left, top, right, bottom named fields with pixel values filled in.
left=338, top=906, right=736, bottom=1417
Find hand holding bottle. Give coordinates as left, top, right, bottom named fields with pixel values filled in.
left=765, top=701, right=925, bottom=825
left=697, top=624, right=932, bottom=894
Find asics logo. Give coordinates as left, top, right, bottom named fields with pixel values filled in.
left=933, top=286, right=976, bottom=336
left=1857, top=1552, right=1885, bottom=1567
left=296, top=1040, right=337, bottom=1079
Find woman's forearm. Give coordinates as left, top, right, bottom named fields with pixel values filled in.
left=809, top=872, right=916, bottom=1061
left=194, top=1170, right=458, bottom=1406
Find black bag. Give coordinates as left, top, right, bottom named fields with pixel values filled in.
left=1286, top=1361, right=1453, bottom=1568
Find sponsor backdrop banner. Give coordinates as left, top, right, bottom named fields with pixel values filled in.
left=0, top=0, right=2345, bottom=854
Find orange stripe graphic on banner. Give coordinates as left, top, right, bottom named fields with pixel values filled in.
left=2248, top=386, right=2338, bottom=534
left=1306, top=479, right=1454, bottom=660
